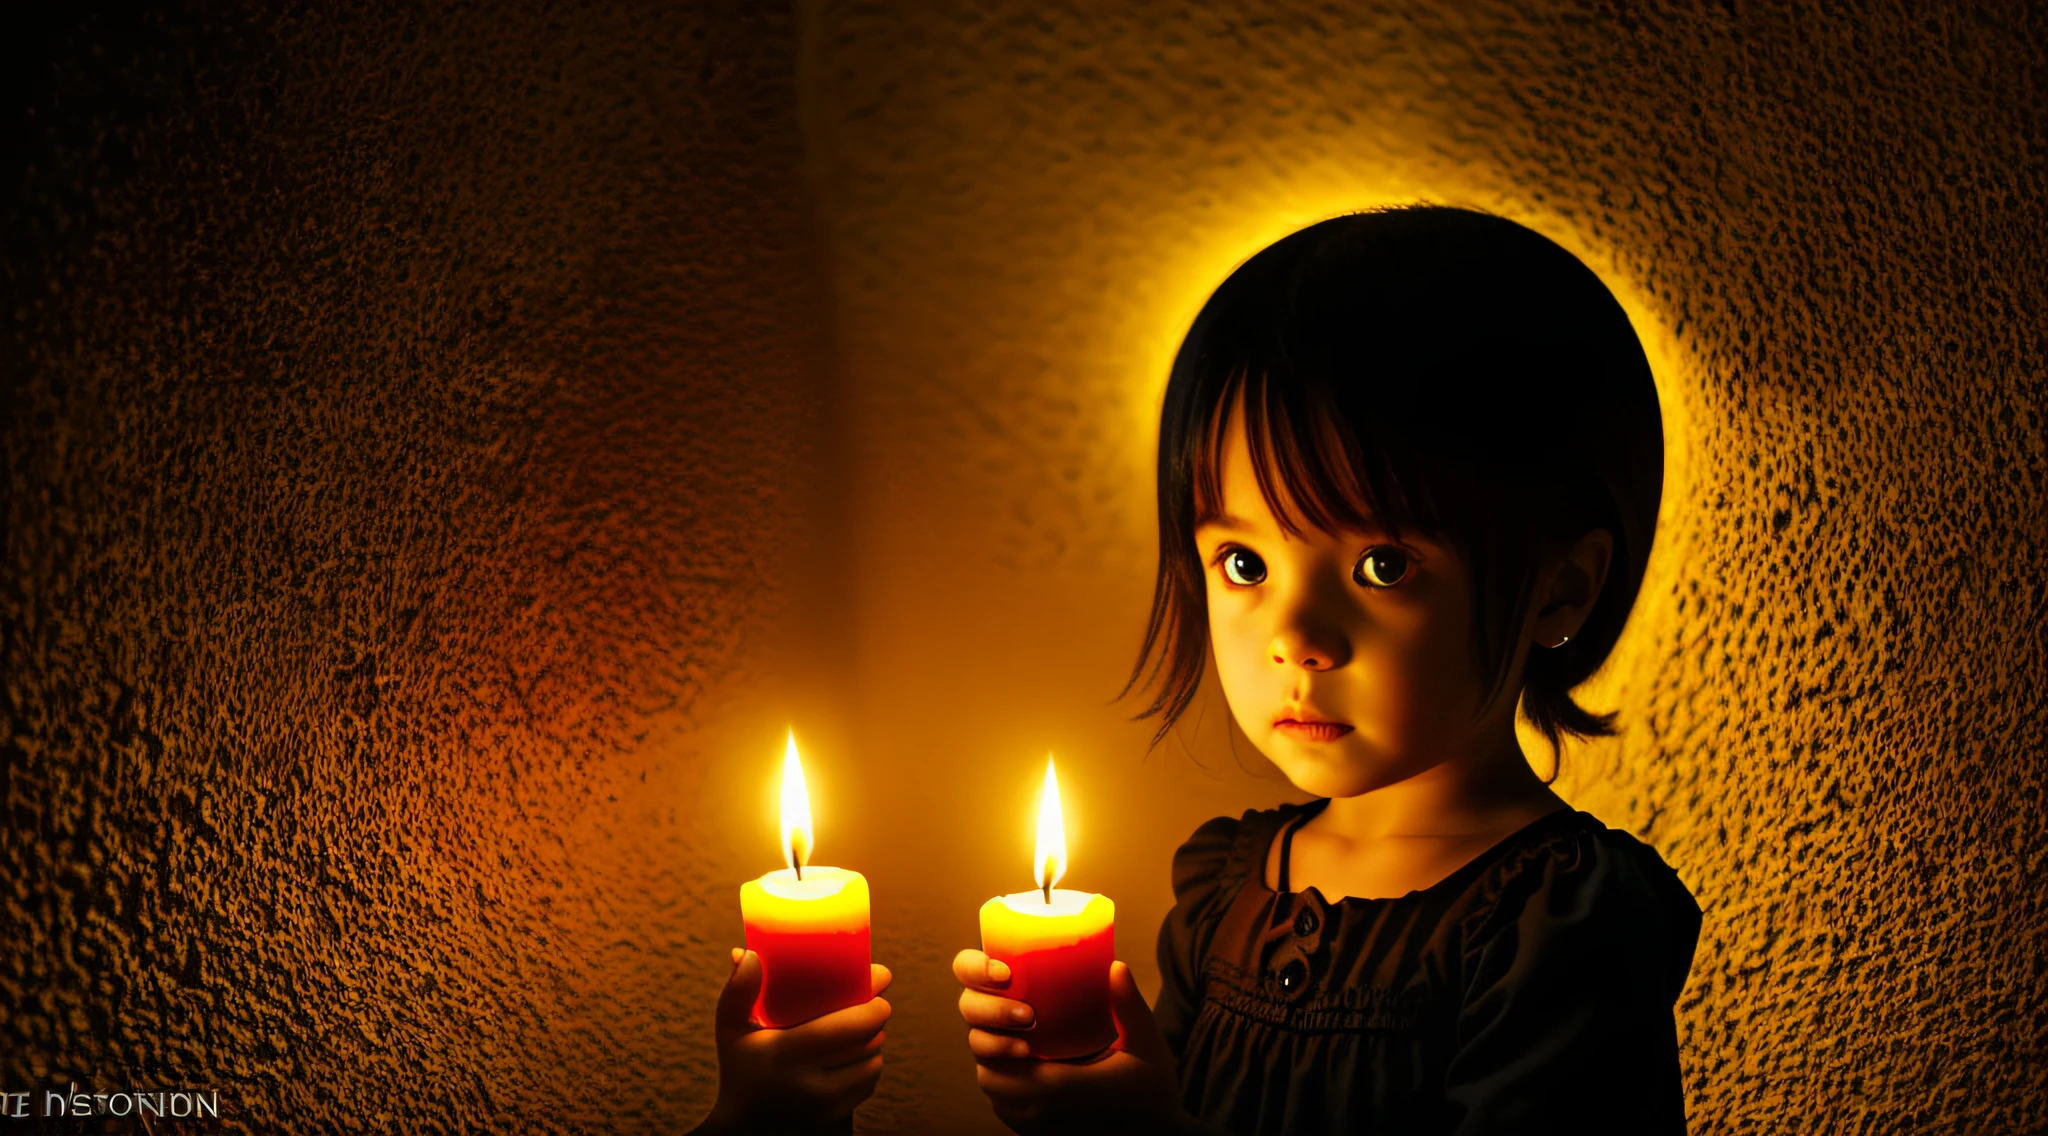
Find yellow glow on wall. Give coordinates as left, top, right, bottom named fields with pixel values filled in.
left=1114, top=178, right=1703, bottom=805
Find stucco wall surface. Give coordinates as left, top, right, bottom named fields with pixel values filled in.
left=4, top=3, right=842, bottom=1131
left=3, top=2, right=2043, bottom=1134
left=794, top=1, right=2045, bottom=1132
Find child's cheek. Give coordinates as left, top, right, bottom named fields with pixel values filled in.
left=1346, top=639, right=1421, bottom=742
left=1208, top=598, right=1279, bottom=728
left=1346, top=614, right=1466, bottom=756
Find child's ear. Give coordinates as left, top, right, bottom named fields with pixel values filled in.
left=1532, top=529, right=1614, bottom=644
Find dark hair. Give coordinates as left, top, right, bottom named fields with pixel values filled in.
left=1122, top=205, right=1663, bottom=772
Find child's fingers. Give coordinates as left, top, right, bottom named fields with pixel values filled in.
left=776, top=995, right=892, bottom=1056
left=958, top=987, right=1035, bottom=1030
left=713, top=948, right=765, bottom=1039
left=813, top=1048, right=884, bottom=1092
left=785, top=1052, right=882, bottom=1121
left=817, top=1027, right=887, bottom=1071
left=981, top=1052, right=1088, bottom=1123
left=813, top=1052, right=885, bottom=1116
left=974, top=1059, right=1048, bottom=1117
left=1106, top=959, right=1173, bottom=1065
left=870, top=962, right=894, bottom=998
left=951, top=948, right=1012, bottom=989
left=967, top=1026, right=1033, bottom=1060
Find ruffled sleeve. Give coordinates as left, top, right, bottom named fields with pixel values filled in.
left=1153, top=812, right=1254, bottom=1061
left=1441, top=823, right=1702, bottom=1135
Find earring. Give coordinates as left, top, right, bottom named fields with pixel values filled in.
left=1547, top=635, right=1572, bottom=648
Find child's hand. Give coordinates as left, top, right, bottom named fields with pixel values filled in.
left=691, top=948, right=891, bottom=1134
left=954, top=949, right=1204, bottom=1136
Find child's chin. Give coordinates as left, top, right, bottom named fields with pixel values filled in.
left=1269, top=743, right=1386, bottom=799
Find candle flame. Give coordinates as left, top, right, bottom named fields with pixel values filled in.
left=1033, top=756, right=1066, bottom=903
left=781, top=730, right=813, bottom=879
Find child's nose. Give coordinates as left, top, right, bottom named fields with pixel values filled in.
left=1268, top=626, right=1350, bottom=671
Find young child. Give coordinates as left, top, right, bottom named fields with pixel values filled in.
left=954, top=205, right=1701, bottom=1134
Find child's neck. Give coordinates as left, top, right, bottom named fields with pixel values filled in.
left=1318, top=726, right=1564, bottom=843
left=1274, top=727, right=1567, bottom=902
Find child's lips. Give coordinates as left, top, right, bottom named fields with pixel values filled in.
left=1274, top=717, right=1354, bottom=742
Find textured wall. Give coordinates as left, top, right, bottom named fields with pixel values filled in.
left=3, top=2, right=844, bottom=1131
left=5, top=2, right=2044, bottom=1134
left=794, top=1, right=2046, bottom=1133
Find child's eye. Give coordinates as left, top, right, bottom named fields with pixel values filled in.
left=1220, top=548, right=1268, bottom=586
left=1353, top=547, right=1410, bottom=588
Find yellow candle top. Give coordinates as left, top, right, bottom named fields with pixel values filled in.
left=993, top=888, right=1103, bottom=918
left=981, top=889, right=1114, bottom=952
left=756, top=866, right=861, bottom=901
left=741, top=866, right=871, bottom=934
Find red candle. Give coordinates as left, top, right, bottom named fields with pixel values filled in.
left=739, top=732, right=872, bottom=1028
left=978, top=758, right=1117, bottom=1059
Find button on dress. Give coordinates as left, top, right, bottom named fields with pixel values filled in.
left=1153, top=798, right=1702, bottom=1135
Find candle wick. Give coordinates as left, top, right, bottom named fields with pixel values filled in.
left=795, top=862, right=803, bottom=882
left=1043, top=879, right=1051, bottom=905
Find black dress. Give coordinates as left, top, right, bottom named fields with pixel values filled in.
left=1154, top=798, right=1701, bottom=1135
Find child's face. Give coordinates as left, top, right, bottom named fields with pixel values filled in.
left=1194, top=405, right=1519, bottom=800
